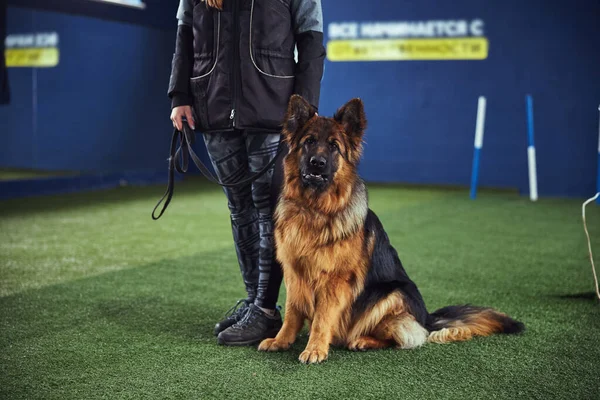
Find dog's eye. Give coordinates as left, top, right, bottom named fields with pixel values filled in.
left=329, top=141, right=339, bottom=151
left=305, top=137, right=316, bottom=145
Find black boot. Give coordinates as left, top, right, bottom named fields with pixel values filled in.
left=214, top=299, right=252, bottom=336
left=216, top=304, right=282, bottom=346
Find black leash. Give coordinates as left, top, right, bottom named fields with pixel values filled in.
left=152, top=121, right=286, bottom=220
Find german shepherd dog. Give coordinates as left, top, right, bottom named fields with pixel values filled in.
left=258, top=95, right=524, bottom=364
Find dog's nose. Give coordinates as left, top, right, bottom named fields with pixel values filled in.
left=310, top=155, right=327, bottom=169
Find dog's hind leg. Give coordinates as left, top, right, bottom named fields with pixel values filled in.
left=349, top=316, right=427, bottom=351
left=386, top=313, right=428, bottom=349
left=348, top=336, right=394, bottom=351
left=347, top=291, right=428, bottom=351
left=346, top=291, right=404, bottom=346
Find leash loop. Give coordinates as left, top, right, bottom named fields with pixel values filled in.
left=152, top=121, right=285, bottom=220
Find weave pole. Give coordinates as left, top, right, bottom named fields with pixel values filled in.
left=526, top=95, right=538, bottom=202
left=470, top=96, right=486, bottom=199
left=597, top=105, right=600, bottom=204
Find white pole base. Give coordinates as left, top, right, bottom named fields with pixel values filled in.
left=528, top=146, right=538, bottom=201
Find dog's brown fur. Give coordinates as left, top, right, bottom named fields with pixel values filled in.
left=258, top=95, right=524, bottom=364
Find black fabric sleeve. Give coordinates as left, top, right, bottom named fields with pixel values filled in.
left=294, top=30, right=325, bottom=111
left=291, top=0, right=325, bottom=111
left=167, top=24, right=194, bottom=109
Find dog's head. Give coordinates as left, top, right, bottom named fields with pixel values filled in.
left=282, top=95, right=367, bottom=197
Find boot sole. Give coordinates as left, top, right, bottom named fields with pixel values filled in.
left=216, top=328, right=280, bottom=346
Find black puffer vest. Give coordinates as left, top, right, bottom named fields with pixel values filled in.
left=189, top=0, right=297, bottom=133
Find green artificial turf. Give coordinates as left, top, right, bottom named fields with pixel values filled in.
left=1, top=179, right=599, bottom=399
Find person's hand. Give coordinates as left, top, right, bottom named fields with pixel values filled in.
left=170, top=105, right=195, bottom=131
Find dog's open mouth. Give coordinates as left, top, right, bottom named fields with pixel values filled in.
left=302, top=173, right=328, bottom=183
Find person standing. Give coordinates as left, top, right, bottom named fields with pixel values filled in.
left=168, top=0, right=325, bottom=345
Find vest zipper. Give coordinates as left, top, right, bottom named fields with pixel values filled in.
left=231, top=0, right=239, bottom=128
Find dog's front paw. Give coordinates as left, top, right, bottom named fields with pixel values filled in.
left=298, top=348, right=328, bottom=364
left=258, top=338, right=290, bottom=352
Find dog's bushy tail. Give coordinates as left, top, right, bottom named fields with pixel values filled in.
left=426, top=305, right=524, bottom=344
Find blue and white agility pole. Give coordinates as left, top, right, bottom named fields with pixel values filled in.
left=597, top=105, right=600, bottom=204
left=582, top=193, right=600, bottom=300
left=581, top=106, right=600, bottom=300
left=470, top=96, right=486, bottom=199
left=526, top=95, right=538, bottom=201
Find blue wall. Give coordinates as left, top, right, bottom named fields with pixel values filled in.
left=1, top=2, right=179, bottom=174
left=2, top=0, right=599, bottom=197
left=319, top=0, right=600, bottom=197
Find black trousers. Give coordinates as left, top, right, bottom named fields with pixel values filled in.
left=202, top=130, right=285, bottom=309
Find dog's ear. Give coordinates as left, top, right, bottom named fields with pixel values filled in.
left=334, top=98, right=366, bottom=139
left=334, top=98, right=366, bottom=158
left=283, top=95, right=316, bottom=144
